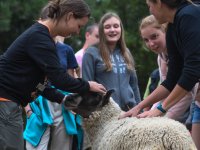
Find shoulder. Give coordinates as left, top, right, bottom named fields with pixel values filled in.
left=63, top=44, right=74, bottom=53
left=65, top=44, right=73, bottom=51
left=176, top=3, right=200, bottom=21
left=126, top=48, right=132, bottom=55
left=75, top=49, right=84, bottom=56
left=29, top=23, right=51, bottom=39
left=85, top=46, right=99, bottom=55
left=56, top=42, right=74, bottom=53
left=27, top=23, right=54, bottom=48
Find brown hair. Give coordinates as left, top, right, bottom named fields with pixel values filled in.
left=148, top=0, right=194, bottom=9
left=98, top=12, right=134, bottom=71
left=40, top=0, right=90, bottom=22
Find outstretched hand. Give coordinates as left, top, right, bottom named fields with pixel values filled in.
left=118, top=105, right=141, bottom=119
left=137, top=108, right=164, bottom=118
left=88, top=81, right=106, bottom=94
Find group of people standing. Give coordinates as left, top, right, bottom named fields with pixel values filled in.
left=0, top=0, right=200, bottom=149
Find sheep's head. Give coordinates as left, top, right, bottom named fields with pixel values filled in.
left=63, top=89, right=115, bottom=118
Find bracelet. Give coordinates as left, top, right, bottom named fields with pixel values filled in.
left=156, top=102, right=167, bottom=113
left=26, top=109, right=32, bottom=114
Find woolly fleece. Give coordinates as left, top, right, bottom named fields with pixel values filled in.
left=83, top=98, right=196, bottom=150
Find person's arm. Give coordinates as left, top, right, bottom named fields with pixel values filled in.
left=24, top=104, right=33, bottom=118
left=66, top=44, right=79, bottom=70
left=119, top=84, right=170, bottom=118
left=144, top=15, right=200, bottom=116
left=129, top=70, right=141, bottom=104
left=65, top=44, right=79, bottom=78
left=157, top=54, right=167, bottom=81
left=67, top=69, right=79, bottom=78
left=27, top=33, right=106, bottom=95
left=161, top=85, right=188, bottom=110
left=153, top=13, right=200, bottom=114
left=136, top=84, right=188, bottom=118
left=82, top=47, right=96, bottom=81
left=172, top=13, right=200, bottom=91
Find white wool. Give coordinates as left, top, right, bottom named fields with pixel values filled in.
left=83, top=98, right=196, bottom=150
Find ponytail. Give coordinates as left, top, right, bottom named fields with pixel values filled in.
left=40, top=0, right=90, bottom=21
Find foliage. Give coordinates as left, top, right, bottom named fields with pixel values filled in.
left=0, top=0, right=47, bottom=53
left=0, top=0, right=157, bottom=96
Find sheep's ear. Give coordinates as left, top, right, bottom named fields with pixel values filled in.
left=102, top=89, right=115, bottom=106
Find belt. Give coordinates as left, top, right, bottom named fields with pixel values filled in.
left=0, top=97, right=11, bottom=101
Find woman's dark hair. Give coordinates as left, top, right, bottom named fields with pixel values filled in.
left=40, top=0, right=90, bottom=21
left=149, top=0, right=192, bottom=9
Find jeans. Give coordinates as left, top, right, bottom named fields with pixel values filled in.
left=0, top=101, right=23, bottom=150
left=192, top=103, right=200, bottom=124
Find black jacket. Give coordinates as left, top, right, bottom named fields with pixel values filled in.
left=162, top=1, right=200, bottom=91
left=0, top=23, right=89, bottom=106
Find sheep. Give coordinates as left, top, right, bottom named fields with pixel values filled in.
left=83, top=98, right=197, bottom=150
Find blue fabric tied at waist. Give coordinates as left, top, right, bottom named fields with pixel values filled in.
left=23, top=93, right=83, bottom=149
left=62, top=105, right=83, bottom=150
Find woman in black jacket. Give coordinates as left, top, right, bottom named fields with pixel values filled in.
left=119, top=0, right=200, bottom=149
left=0, top=0, right=106, bottom=149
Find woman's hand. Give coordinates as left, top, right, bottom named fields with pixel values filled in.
left=26, top=109, right=33, bottom=118
left=88, top=81, right=106, bottom=94
left=137, top=108, right=164, bottom=118
left=24, top=104, right=33, bottom=118
left=118, top=105, right=142, bottom=119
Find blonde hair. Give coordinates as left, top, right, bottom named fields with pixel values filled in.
left=139, top=15, right=167, bottom=34
left=98, top=12, right=134, bottom=71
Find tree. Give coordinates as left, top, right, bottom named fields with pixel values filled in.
left=0, top=0, right=47, bottom=53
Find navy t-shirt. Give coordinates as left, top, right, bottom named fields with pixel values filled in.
left=56, top=42, right=78, bottom=70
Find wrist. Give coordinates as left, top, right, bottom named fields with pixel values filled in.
left=156, top=102, right=167, bottom=114
left=62, top=95, right=68, bottom=102
left=26, top=109, right=33, bottom=117
left=137, top=103, right=144, bottom=111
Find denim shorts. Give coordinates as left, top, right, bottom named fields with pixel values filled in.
left=192, top=103, right=200, bottom=124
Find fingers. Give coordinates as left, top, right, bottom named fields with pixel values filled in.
left=137, top=112, right=148, bottom=118
left=118, top=111, right=131, bottom=119
left=89, top=81, right=106, bottom=94
left=137, top=110, right=157, bottom=118
left=99, top=84, right=106, bottom=94
left=94, top=83, right=106, bottom=94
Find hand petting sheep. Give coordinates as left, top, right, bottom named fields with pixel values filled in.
left=64, top=90, right=196, bottom=150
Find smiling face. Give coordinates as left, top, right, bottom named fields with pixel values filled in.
left=103, top=16, right=121, bottom=46
left=141, top=25, right=166, bottom=54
